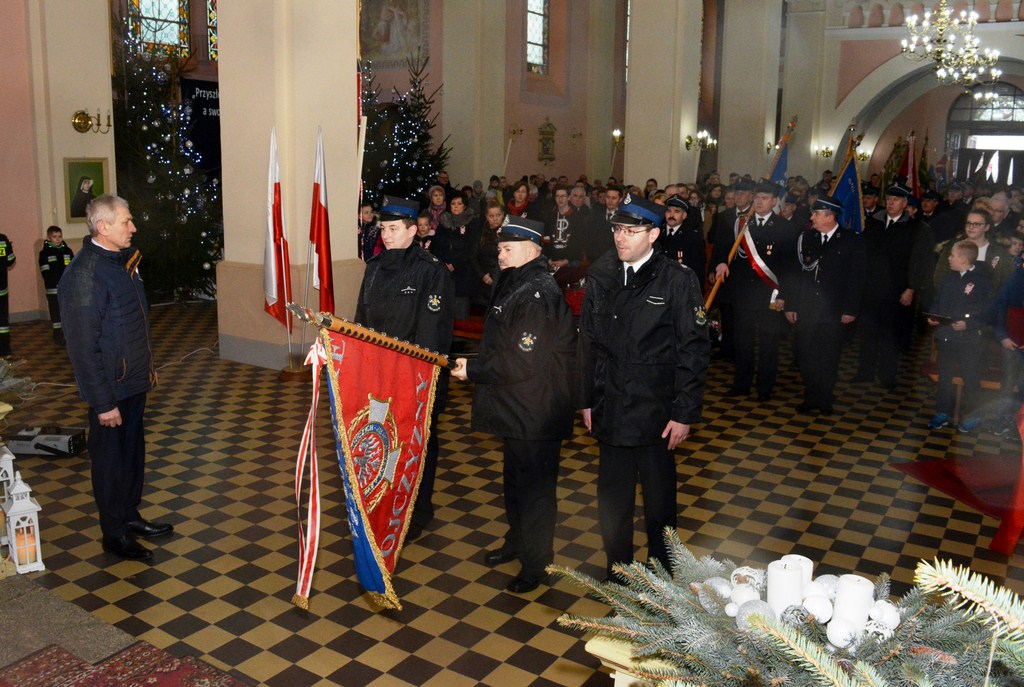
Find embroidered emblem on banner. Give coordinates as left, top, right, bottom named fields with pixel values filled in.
left=348, top=395, right=403, bottom=514
left=695, top=305, right=708, bottom=326
left=519, top=332, right=536, bottom=352
left=427, top=294, right=441, bottom=312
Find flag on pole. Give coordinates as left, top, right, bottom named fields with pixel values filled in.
left=975, top=152, right=986, bottom=173
left=1009, top=158, right=1015, bottom=187
left=264, top=128, right=293, bottom=330
left=769, top=143, right=788, bottom=188
left=294, top=322, right=442, bottom=610
left=831, top=153, right=865, bottom=234
left=917, top=131, right=931, bottom=192
left=309, top=127, right=335, bottom=314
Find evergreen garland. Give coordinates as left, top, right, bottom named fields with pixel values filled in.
left=110, top=16, right=223, bottom=303
left=550, top=530, right=1024, bottom=686
left=359, top=49, right=451, bottom=210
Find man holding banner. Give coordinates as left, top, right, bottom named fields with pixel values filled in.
left=451, top=217, right=576, bottom=594
left=710, top=181, right=797, bottom=402
left=355, top=195, right=454, bottom=541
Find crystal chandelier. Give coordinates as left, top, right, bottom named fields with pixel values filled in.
left=900, top=0, right=1001, bottom=87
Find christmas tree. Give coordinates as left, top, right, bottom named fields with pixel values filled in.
left=110, top=15, right=223, bottom=303
left=360, top=50, right=451, bottom=210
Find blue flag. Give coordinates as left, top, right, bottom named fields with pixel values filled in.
left=769, top=143, right=788, bottom=188
left=831, top=155, right=864, bottom=234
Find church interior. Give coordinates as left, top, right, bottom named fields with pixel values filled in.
left=3, top=1, right=1024, bottom=685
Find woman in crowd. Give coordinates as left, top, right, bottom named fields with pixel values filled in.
left=470, top=199, right=507, bottom=306
left=933, top=208, right=1013, bottom=294
left=438, top=194, right=481, bottom=319
left=427, top=185, right=447, bottom=234
left=506, top=181, right=532, bottom=218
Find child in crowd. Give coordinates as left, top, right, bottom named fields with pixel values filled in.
left=357, top=202, right=381, bottom=262
left=415, top=211, right=435, bottom=252
left=927, top=240, right=993, bottom=432
left=38, top=225, right=74, bottom=345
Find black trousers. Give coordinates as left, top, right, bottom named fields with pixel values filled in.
left=411, top=409, right=441, bottom=530
left=598, top=442, right=676, bottom=576
left=857, top=300, right=903, bottom=385
left=501, top=438, right=561, bottom=577
left=0, top=291, right=9, bottom=356
left=936, top=337, right=984, bottom=417
left=88, top=392, right=147, bottom=539
left=732, top=305, right=783, bottom=395
left=796, top=320, right=846, bottom=409
left=45, top=292, right=62, bottom=330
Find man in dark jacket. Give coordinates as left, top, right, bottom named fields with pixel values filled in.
left=452, top=217, right=576, bottom=593
left=785, top=195, right=866, bottom=415
left=355, top=195, right=454, bottom=541
left=59, top=195, right=172, bottom=561
left=578, top=195, right=710, bottom=578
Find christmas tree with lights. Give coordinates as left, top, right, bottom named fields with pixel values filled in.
left=111, top=17, right=223, bottom=303
left=360, top=50, right=451, bottom=210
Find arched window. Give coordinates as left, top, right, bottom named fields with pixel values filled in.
left=129, top=0, right=190, bottom=56
left=946, top=83, right=1024, bottom=185
left=527, top=0, right=549, bottom=75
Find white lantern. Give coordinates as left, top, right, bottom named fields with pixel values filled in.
left=0, top=444, right=15, bottom=546
left=3, top=471, right=44, bottom=573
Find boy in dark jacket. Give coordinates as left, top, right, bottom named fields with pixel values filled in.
left=38, top=225, right=74, bottom=345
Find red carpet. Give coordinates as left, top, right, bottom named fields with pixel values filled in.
left=0, top=641, right=251, bottom=687
left=892, top=453, right=1019, bottom=521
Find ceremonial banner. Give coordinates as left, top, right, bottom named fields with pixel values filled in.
left=295, top=326, right=440, bottom=610
left=264, top=128, right=292, bottom=330
left=831, top=154, right=864, bottom=234
left=308, top=127, right=335, bottom=314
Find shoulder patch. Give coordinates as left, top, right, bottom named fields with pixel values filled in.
left=427, top=294, right=442, bottom=312
left=518, top=332, right=536, bottom=352
left=694, top=305, right=708, bottom=326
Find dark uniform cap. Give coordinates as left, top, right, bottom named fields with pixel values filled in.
left=922, top=189, right=942, bottom=201
left=610, top=194, right=666, bottom=227
left=948, top=182, right=965, bottom=192
left=784, top=193, right=799, bottom=204
left=812, top=195, right=843, bottom=216
left=753, top=181, right=781, bottom=196
left=862, top=184, right=880, bottom=197
left=886, top=183, right=911, bottom=198
left=734, top=178, right=756, bottom=192
left=664, top=193, right=690, bottom=211
left=497, top=217, right=545, bottom=246
left=380, top=195, right=420, bottom=221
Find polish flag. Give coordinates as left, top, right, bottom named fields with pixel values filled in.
left=309, top=127, right=335, bottom=314
left=264, top=128, right=293, bottom=330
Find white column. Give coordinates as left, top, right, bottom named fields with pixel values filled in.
left=780, top=0, right=828, bottom=179
left=218, top=0, right=360, bottom=369
left=622, top=1, right=703, bottom=187
left=586, top=0, right=618, bottom=179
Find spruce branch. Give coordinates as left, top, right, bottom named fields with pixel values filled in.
left=915, top=559, right=1024, bottom=642
left=749, top=615, right=874, bottom=687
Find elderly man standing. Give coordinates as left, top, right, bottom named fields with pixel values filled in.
left=59, top=195, right=173, bottom=561
left=452, top=217, right=576, bottom=594
left=579, top=195, right=710, bottom=578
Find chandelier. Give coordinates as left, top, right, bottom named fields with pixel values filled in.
left=900, top=0, right=1001, bottom=87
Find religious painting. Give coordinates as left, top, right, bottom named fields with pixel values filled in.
left=360, top=0, right=429, bottom=69
left=538, top=118, right=557, bottom=164
left=64, top=158, right=109, bottom=223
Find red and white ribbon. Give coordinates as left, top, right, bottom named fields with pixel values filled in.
left=740, top=231, right=780, bottom=292
left=293, top=336, right=328, bottom=607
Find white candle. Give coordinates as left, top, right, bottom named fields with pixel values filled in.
left=781, top=554, right=813, bottom=586
left=831, top=574, right=874, bottom=632
left=766, top=560, right=803, bottom=615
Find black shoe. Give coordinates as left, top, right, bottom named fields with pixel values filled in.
left=850, top=374, right=873, bottom=384
left=127, top=519, right=174, bottom=538
left=405, top=524, right=423, bottom=542
left=725, top=388, right=747, bottom=398
left=796, top=402, right=816, bottom=414
left=53, top=331, right=65, bottom=346
left=757, top=392, right=773, bottom=402
left=484, top=549, right=519, bottom=566
left=819, top=406, right=835, bottom=416
left=102, top=534, right=152, bottom=561
left=506, top=573, right=548, bottom=594
left=879, top=380, right=896, bottom=392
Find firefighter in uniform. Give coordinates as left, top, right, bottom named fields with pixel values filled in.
left=0, top=232, right=15, bottom=357
left=578, top=195, right=710, bottom=578
left=39, top=225, right=74, bottom=345
left=452, top=217, right=576, bottom=594
left=355, top=195, right=454, bottom=541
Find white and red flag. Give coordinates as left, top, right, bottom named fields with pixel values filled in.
left=264, top=128, right=293, bottom=330
left=309, top=127, right=335, bottom=314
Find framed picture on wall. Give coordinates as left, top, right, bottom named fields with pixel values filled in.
left=64, top=157, right=109, bottom=223
left=359, top=0, right=429, bottom=69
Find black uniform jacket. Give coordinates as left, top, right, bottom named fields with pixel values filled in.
left=466, top=256, right=576, bottom=440
left=861, top=211, right=931, bottom=302
left=579, top=250, right=710, bottom=447
left=355, top=245, right=455, bottom=403
left=657, top=217, right=707, bottom=280
left=710, top=211, right=797, bottom=307
left=929, top=267, right=993, bottom=342
left=788, top=227, right=866, bottom=324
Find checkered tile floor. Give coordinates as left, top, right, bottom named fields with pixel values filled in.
left=4, top=303, right=1023, bottom=686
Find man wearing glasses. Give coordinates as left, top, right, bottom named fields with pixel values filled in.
left=578, top=195, right=710, bottom=580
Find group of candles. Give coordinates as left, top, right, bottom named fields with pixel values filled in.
left=716, top=554, right=901, bottom=647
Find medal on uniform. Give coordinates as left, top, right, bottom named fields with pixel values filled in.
left=766, top=243, right=773, bottom=256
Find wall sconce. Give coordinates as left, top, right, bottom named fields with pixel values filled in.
left=814, top=146, right=834, bottom=159
left=72, top=109, right=112, bottom=134
left=857, top=150, right=870, bottom=161
left=611, top=129, right=624, bottom=171
left=685, top=130, right=717, bottom=151
left=502, top=125, right=524, bottom=176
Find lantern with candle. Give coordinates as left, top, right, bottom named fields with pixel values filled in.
left=3, top=471, right=44, bottom=573
left=0, top=444, right=15, bottom=546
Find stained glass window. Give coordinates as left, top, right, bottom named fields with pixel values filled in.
left=527, top=0, right=548, bottom=75
left=129, top=0, right=190, bottom=57
left=208, top=0, right=218, bottom=61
